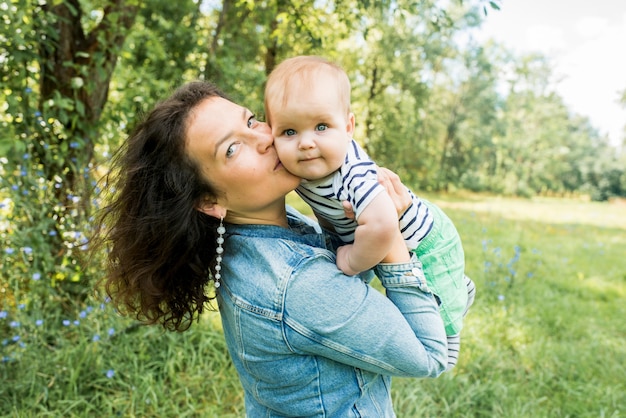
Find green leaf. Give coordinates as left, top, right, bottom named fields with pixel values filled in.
left=0, top=138, right=14, bottom=156
left=75, top=100, right=85, bottom=117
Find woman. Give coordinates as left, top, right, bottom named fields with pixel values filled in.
left=94, top=81, right=447, bottom=417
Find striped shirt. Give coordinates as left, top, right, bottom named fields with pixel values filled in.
left=296, top=139, right=433, bottom=249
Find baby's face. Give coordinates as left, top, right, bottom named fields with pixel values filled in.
left=268, top=76, right=354, bottom=181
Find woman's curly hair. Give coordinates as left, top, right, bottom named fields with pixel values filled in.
left=92, top=81, right=227, bottom=331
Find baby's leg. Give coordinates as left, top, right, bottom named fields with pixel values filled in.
left=446, top=275, right=476, bottom=370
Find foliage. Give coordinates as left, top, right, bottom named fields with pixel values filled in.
left=2, top=194, right=625, bottom=416
left=1, top=0, right=625, bottom=414
left=0, top=0, right=140, bottom=309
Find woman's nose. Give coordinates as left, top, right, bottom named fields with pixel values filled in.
left=255, top=124, right=274, bottom=152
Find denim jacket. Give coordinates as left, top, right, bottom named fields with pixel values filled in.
left=217, top=207, right=447, bottom=417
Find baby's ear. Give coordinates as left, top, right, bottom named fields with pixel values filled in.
left=346, top=112, right=355, bottom=136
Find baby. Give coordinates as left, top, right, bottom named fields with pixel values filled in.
left=265, top=56, right=475, bottom=369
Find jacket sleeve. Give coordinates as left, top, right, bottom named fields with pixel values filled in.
left=283, top=252, right=447, bottom=378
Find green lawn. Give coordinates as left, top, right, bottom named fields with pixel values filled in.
left=1, top=194, right=625, bottom=417
left=391, top=194, right=626, bottom=417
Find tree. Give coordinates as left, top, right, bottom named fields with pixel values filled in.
left=348, top=0, right=485, bottom=190
left=0, top=0, right=140, bottom=296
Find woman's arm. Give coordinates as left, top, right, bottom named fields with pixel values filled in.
left=283, top=252, right=447, bottom=378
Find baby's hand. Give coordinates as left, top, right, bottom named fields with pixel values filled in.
left=336, top=244, right=360, bottom=276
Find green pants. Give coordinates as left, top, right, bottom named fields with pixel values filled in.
left=414, top=200, right=468, bottom=336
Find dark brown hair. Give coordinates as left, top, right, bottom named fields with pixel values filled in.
left=92, top=81, right=227, bottom=331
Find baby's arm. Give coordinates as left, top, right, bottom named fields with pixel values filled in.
left=336, top=192, right=408, bottom=275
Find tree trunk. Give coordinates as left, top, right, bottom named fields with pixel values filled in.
left=34, top=0, right=139, bottom=271
left=363, top=63, right=379, bottom=155
left=204, top=0, right=233, bottom=82
left=38, top=0, right=138, bottom=198
left=40, top=0, right=138, bottom=130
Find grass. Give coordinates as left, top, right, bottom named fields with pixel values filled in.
left=2, top=193, right=625, bottom=417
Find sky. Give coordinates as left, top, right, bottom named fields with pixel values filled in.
left=473, top=0, right=626, bottom=147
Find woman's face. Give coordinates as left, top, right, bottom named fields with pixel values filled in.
left=186, top=97, right=301, bottom=222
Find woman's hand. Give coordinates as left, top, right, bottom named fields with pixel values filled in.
left=376, top=167, right=412, bottom=218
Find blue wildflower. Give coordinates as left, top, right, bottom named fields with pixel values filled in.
left=32, top=272, right=41, bottom=281
left=35, top=320, right=43, bottom=326
left=63, top=320, right=71, bottom=326
left=108, top=328, right=115, bottom=336
left=3, top=248, right=13, bottom=255
left=23, top=247, right=33, bottom=255
left=106, top=369, right=115, bottom=378
left=0, top=311, right=7, bottom=319
left=9, top=321, right=20, bottom=328
left=92, top=335, right=101, bottom=342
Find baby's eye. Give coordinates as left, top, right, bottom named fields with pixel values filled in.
left=284, top=129, right=296, bottom=136
left=315, top=124, right=328, bottom=132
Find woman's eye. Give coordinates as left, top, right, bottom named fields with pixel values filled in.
left=226, top=143, right=239, bottom=158
left=284, top=129, right=296, bottom=136
left=247, top=115, right=257, bottom=128
left=315, top=124, right=328, bottom=132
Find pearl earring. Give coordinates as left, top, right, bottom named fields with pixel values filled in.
left=214, top=217, right=225, bottom=288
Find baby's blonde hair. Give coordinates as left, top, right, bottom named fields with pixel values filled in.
left=264, top=55, right=351, bottom=125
